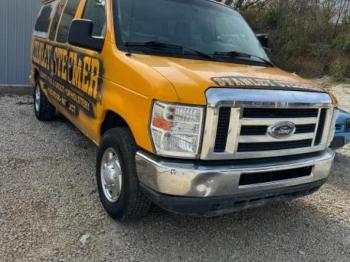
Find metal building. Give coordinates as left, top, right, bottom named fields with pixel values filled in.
left=0, top=0, right=41, bottom=86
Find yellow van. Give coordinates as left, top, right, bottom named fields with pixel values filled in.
left=31, top=0, right=338, bottom=221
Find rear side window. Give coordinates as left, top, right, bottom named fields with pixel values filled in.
left=56, top=0, right=80, bottom=43
left=34, top=1, right=57, bottom=38
left=49, top=0, right=67, bottom=41
left=82, top=0, right=106, bottom=37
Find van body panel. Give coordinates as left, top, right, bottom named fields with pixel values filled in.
left=131, top=54, right=326, bottom=105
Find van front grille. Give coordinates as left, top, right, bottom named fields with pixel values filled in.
left=215, top=107, right=326, bottom=155
left=201, top=88, right=335, bottom=160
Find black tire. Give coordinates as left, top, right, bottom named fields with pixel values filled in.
left=33, top=78, right=56, bottom=121
left=96, top=128, right=152, bottom=221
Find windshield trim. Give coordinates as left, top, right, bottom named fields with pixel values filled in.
left=118, top=48, right=272, bottom=67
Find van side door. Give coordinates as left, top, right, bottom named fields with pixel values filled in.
left=62, top=0, right=107, bottom=141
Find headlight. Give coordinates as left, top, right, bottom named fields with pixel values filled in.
left=150, top=101, right=204, bottom=158
left=346, top=119, right=350, bottom=131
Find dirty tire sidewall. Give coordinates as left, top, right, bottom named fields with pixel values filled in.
left=96, top=128, right=151, bottom=222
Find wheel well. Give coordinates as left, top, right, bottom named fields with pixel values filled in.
left=101, top=111, right=129, bottom=136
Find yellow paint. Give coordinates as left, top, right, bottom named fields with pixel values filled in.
left=31, top=0, right=336, bottom=154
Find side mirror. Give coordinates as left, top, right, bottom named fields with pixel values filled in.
left=68, top=19, right=104, bottom=52
left=256, top=33, right=269, bottom=48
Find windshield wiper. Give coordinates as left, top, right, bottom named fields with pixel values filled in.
left=125, top=41, right=214, bottom=60
left=213, top=51, right=274, bottom=67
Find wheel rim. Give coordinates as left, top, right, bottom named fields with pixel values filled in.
left=34, top=84, right=41, bottom=112
left=101, top=148, right=123, bottom=203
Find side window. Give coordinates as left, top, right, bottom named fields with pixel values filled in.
left=56, top=0, right=80, bottom=43
left=34, top=1, right=57, bottom=38
left=82, top=0, right=106, bottom=37
left=49, top=0, right=67, bottom=41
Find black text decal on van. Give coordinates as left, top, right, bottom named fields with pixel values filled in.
left=32, top=39, right=104, bottom=117
left=211, top=76, right=317, bottom=91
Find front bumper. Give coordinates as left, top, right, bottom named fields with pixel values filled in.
left=141, top=179, right=326, bottom=217
left=136, top=149, right=335, bottom=215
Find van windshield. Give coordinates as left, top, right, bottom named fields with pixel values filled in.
left=114, top=0, right=269, bottom=64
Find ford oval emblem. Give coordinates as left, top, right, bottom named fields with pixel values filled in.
left=267, top=121, right=296, bottom=139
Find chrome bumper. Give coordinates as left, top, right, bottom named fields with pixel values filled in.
left=136, top=149, right=335, bottom=198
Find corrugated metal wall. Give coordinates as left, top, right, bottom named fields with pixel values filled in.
left=0, top=0, right=41, bottom=86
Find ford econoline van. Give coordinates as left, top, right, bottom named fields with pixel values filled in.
left=31, top=0, right=337, bottom=221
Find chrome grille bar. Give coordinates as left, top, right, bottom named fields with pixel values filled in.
left=201, top=107, right=219, bottom=158
left=239, top=133, right=315, bottom=143
left=241, top=117, right=318, bottom=126
left=312, top=109, right=322, bottom=146
left=225, top=108, right=241, bottom=154
left=320, top=109, right=335, bottom=146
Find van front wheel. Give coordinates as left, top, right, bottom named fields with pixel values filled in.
left=96, top=128, right=152, bottom=221
left=33, top=79, right=56, bottom=121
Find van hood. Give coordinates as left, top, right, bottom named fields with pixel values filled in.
left=132, top=54, right=328, bottom=105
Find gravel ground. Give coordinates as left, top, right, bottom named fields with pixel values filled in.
left=0, top=92, right=349, bottom=262
left=330, top=83, right=350, bottom=112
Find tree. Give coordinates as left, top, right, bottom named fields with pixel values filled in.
left=216, top=0, right=269, bottom=10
